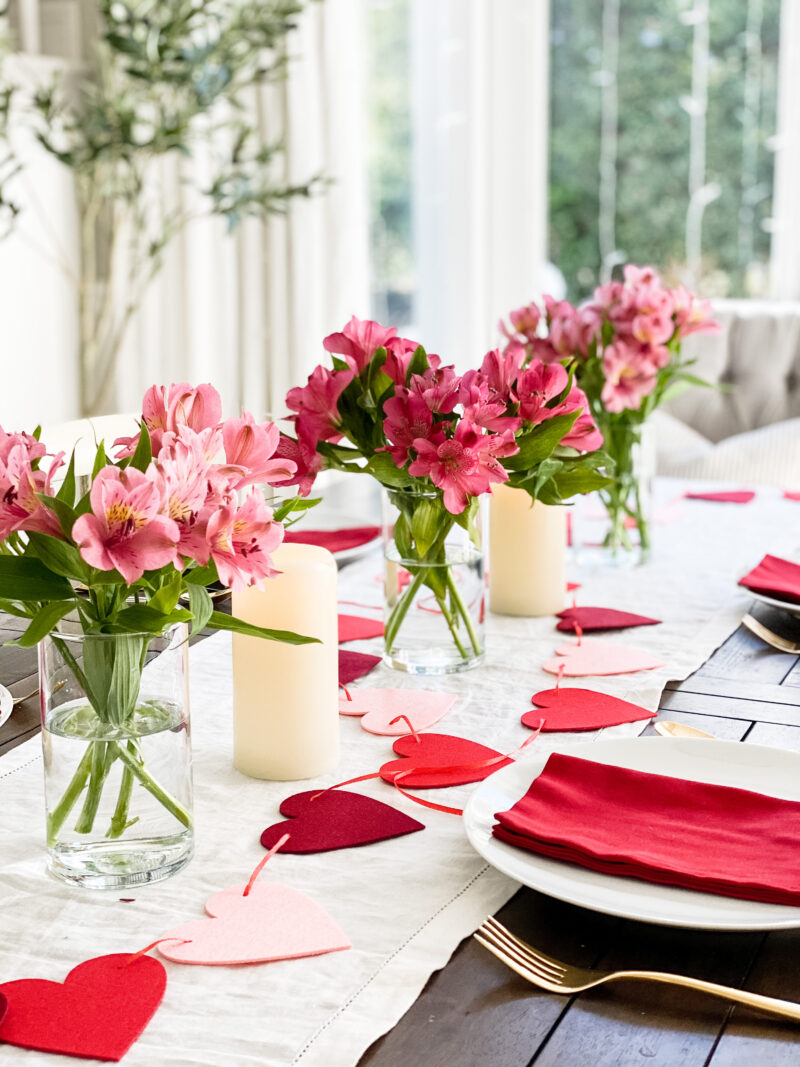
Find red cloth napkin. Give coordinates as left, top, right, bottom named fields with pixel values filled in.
left=283, top=526, right=380, bottom=553
left=738, top=554, right=800, bottom=605
left=493, top=752, right=800, bottom=905
left=338, top=614, right=385, bottom=643
left=685, top=490, right=755, bottom=503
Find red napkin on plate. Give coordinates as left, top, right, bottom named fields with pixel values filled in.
left=685, top=490, right=755, bottom=503
left=493, top=752, right=800, bottom=905
left=738, top=554, right=800, bottom=605
left=283, top=526, right=380, bottom=553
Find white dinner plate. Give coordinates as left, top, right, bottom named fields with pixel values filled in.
left=463, top=736, right=800, bottom=931
left=745, top=589, right=800, bottom=619
left=0, top=683, right=12, bottom=729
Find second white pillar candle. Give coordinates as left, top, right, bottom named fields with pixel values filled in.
left=489, top=484, right=566, bottom=617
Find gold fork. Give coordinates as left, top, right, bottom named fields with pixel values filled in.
left=741, top=614, right=800, bottom=654
left=474, top=916, right=800, bottom=1022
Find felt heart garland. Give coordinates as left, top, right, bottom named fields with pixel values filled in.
left=543, top=639, right=666, bottom=677
left=685, top=490, right=755, bottom=503
left=338, top=614, right=385, bottom=643
left=339, top=650, right=382, bottom=685
left=338, top=687, right=458, bottom=735
left=524, top=687, right=656, bottom=732
left=556, top=607, right=661, bottom=632
left=379, top=733, right=514, bottom=789
left=0, top=953, right=167, bottom=1062
left=158, top=838, right=351, bottom=966
left=260, top=789, right=425, bottom=853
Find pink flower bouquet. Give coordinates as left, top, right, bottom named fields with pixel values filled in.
left=0, top=383, right=317, bottom=871
left=279, top=317, right=609, bottom=669
left=502, top=267, right=718, bottom=557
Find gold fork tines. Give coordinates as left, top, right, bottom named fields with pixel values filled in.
left=742, top=614, right=800, bottom=654
left=475, top=917, right=800, bottom=1022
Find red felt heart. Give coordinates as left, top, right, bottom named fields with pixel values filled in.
left=379, top=733, right=512, bottom=788
left=685, top=490, right=755, bottom=503
left=260, top=789, right=424, bottom=853
left=338, top=614, right=385, bottom=643
left=524, top=687, right=656, bottom=732
left=339, top=650, right=382, bottom=684
left=784, top=491, right=800, bottom=502
left=283, top=526, right=380, bottom=552
left=0, top=992, right=6, bottom=1027
left=556, top=607, right=661, bottom=632
left=0, top=953, right=166, bottom=1062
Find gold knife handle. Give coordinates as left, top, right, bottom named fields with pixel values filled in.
left=612, top=970, right=800, bottom=1022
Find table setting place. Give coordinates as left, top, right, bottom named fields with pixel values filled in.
left=3, top=280, right=800, bottom=1066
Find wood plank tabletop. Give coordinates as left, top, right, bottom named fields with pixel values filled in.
left=3, top=599, right=800, bottom=1065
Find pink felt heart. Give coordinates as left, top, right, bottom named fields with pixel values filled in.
left=0, top=954, right=166, bottom=1062
left=784, top=491, right=800, bottom=502
left=685, top=490, right=755, bottom=503
left=338, top=614, right=385, bottom=643
left=524, top=687, right=656, bottom=731
left=338, top=688, right=457, bottom=735
left=260, top=789, right=424, bottom=853
left=158, top=881, right=350, bottom=965
left=379, top=733, right=512, bottom=789
left=339, top=650, right=382, bottom=684
left=543, top=639, right=666, bottom=677
left=556, top=607, right=661, bottom=632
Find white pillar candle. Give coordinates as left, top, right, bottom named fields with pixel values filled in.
left=232, top=542, right=339, bottom=780
left=489, top=484, right=566, bottom=617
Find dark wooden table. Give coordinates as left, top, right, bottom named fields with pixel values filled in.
left=3, top=602, right=800, bottom=1065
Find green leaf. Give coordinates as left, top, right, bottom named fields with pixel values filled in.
left=550, top=468, right=614, bottom=499
left=393, top=511, right=412, bottom=559
left=55, top=448, right=77, bottom=506
left=91, top=440, right=110, bottom=480
left=0, top=556, right=75, bottom=602
left=149, top=573, right=183, bottom=614
left=366, top=452, right=414, bottom=488
left=36, top=494, right=78, bottom=539
left=406, top=345, right=429, bottom=382
left=114, top=604, right=193, bottom=633
left=184, top=561, right=220, bottom=586
left=26, top=531, right=86, bottom=582
left=13, top=600, right=76, bottom=647
left=125, top=422, right=151, bottom=472
left=0, top=598, right=32, bottom=619
left=272, top=496, right=321, bottom=524
left=504, top=413, right=580, bottom=472
left=208, top=610, right=319, bottom=645
left=187, top=583, right=214, bottom=635
left=411, top=497, right=440, bottom=556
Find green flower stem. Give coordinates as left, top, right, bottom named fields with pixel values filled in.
left=46, top=744, right=94, bottom=847
left=384, top=568, right=427, bottom=654
left=74, top=741, right=114, bottom=834
left=432, top=588, right=468, bottom=659
left=445, top=569, right=482, bottom=656
left=113, top=741, right=192, bottom=829
left=107, top=745, right=137, bottom=839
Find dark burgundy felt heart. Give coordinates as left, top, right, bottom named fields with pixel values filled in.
left=339, top=650, right=382, bottom=685
left=685, top=490, right=755, bottom=503
left=524, top=687, right=656, bottom=732
left=379, top=733, right=512, bottom=789
left=338, top=614, right=385, bottom=643
left=260, top=789, right=424, bottom=853
left=0, top=953, right=166, bottom=1062
left=556, top=607, right=661, bottom=632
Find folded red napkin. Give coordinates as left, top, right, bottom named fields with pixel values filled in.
left=738, top=554, right=800, bottom=605
left=784, top=491, right=800, bottom=502
left=283, top=526, right=380, bottom=553
left=338, top=614, right=385, bottom=643
left=493, top=752, right=800, bottom=906
left=685, top=490, right=755, bottom=503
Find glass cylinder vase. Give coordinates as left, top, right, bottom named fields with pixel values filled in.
left=39, top=622, right=193, bottom=889
left=382, top=487, right=485, bottom=674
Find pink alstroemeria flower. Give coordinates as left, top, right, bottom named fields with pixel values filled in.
left=206, top=490, right=284, bottom=591
left=458, top=370, right=521, bottom=434
left=221, top=413, right=297, bottom=489
left=323, top=315, right=398, bottom=375
left=271, top=434, right=324, bottom=497
left=383, top=336, right=422, bottom=386
left=480, top=346, right=525, bottom=403
left=407, top=364, right=460, bottom=414
left=0, top=426, right=46, bottom=465
left=600, top=341, right=658, bottom=413
left=555, top=386, right=604, bottom=452
left=672, top=285, right=720, bottom=339
left=286, top=365, right=354, bottom=451
left=516, top=360, right=569, bottom=424
left=499, top=302, right=541, bottom=344
left=0, top=444, right=63, bottom=540
left=73, top=466, right=181, bottom=584
left=155, top=432, right=216, bottom=563
left=382, top=394, right=434, bottom=466
left=115, top=383, right=223, bottom=457
left=409, top=421, right=518, bottom=514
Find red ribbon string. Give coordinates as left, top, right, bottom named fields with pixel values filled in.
left=574, top=622, right=583, bottom=646
left=388, top=714, right=421, bottom=742
left=244, top=832, right=290, bottom=896
left=309, top=772, right=381, bottom=802
left=556, top=662, right=565, bottom=693
left=339, top=683, right=353, bottom=702
left=121, top=939, right=191, bottom=967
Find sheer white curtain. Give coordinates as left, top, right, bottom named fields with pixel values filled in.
left=410, top=0, right=550, bottom=365
left=771, top=0, right=800, bottom=300
left=117, top=0, right=370, bottom=418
